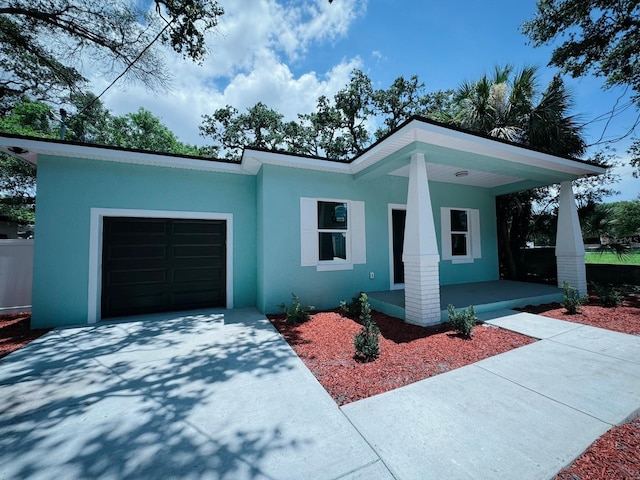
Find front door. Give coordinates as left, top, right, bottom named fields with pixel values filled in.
left=392, top=208, right=406, bottom=285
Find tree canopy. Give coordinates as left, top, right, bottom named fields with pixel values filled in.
left=522, top=0, right=640, bottom=103
left=0, top=96, right=203, bottom=223
left=199, top=69, right=454, bottom=160
left=0, top=0, right=224, bottom=112
left=522, top=0, right=640, bottom=176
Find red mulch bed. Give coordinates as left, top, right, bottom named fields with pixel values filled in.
left=269, top=292, right=640, bottom=479
left=555, top=414, right=640, bottom=480
left=0, top=312, right=51, bottom=360
left=520, top=291, right=640, bottom=336
left=268, top=309, right=534, bottom=406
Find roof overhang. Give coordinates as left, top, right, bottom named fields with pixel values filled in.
left=0, top=135, right=246, bottom=175
left=1, top=117, right=607, bottom=194
left=242, top=118, right=606, bottom=194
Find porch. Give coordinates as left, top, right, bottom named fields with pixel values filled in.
left=367, top=280, right=563, bottom=323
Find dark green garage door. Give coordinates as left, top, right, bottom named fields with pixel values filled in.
left=101, top=217, right=226, bottom=319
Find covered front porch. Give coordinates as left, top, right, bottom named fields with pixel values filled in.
left=368, top=280, right=563, bottom=323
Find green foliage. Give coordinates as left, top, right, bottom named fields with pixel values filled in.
left=353, top=293, right=380, bottom=362
left=452, top=65, right=592, bottom=280
left=0, top=0, right=225, bottom=110
left=561, top=282, right=588, bottom=315
left=523, top=0, right=640, bottom=106
left=591, top=283, right=622, bottom=308
left=199, top=69, right=454, bottom=160
left=102, top=108, right=202, bottom=155
left=610, top=200, right=640, bottom=239
left=278, top=293, right=314, bottom=325
left=339, top=293, right=363, bottom=319
left=200, top=103, right=286, bottom=160
left=447, top=304, right=477, bottom=339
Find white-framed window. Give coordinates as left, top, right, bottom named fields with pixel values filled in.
left=441, top=207, right=481, bottom=263
left=300, top=197, right=366, bottom=271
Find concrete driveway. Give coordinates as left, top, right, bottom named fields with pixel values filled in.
left=0, top=309, right=392, bottom=480
left=2, top=308, right=640, bottom=479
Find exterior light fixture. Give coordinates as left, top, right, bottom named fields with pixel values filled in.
left=455, top=170, right=469, bottom=177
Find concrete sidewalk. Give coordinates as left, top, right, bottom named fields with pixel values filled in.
left=342, top=310, right=640, bottom=480
left=2, top=308, right=639, bottom=479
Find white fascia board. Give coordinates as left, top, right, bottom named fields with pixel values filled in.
left=0, top=136, right=247, bottom=175
left=410, top=121, right=606, bottom=177
left=241, top=148, right=353, bottom=175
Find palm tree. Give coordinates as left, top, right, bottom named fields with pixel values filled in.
left=453, top=66, right=586, bottom=280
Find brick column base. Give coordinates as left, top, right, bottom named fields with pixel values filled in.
left=557, top=254, right=587, bottom=296
left=403, top=258, right=441, bottom=326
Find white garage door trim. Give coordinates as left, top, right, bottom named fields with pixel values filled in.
left=88, top=208, right=234, bottom=324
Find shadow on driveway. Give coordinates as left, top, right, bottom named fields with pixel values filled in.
left=0, top=309, right=384, bottom=479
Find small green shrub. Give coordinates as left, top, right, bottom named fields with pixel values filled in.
left=278, top=293, right=314, bottom=325
left=591, top=283, right=622, bottom=308
left=339, top=293, right=363, bottom=319
left=447, top=304, right=477, bottom=339
left=353, top=293, right=380, bottom=362
left=561, top=282, right=588, bottom=314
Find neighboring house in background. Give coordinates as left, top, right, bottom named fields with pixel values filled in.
left=0, top=117, right=605, bottom=329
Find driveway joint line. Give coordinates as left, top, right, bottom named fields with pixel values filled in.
left=338, top=408, right=398, bottom=479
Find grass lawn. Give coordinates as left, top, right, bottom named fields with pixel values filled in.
left=585, top=251, right=640, bottom=265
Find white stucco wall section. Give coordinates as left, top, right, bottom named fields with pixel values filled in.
left=0, top=239, right=33, bottom=312
left=555, top=181, right=587, bottom=295
left=402, top=152, right=441, bottom=326
left=88, top=208, right=234, bottom=324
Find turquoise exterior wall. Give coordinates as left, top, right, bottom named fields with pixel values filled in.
left=430, top=182, right=499, bottom=285
left=31, top=154, right=498, bottom=327
left=32, top=156, right=257, bottom=328
left=256, top=165, right=499, bottom=313
left=257, top=164, right=407, bottom=313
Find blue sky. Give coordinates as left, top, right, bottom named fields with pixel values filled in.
left=95, top=0, right=638, bottom=200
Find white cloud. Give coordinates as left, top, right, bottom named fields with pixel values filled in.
left=90, top=0, right=367, bottom=146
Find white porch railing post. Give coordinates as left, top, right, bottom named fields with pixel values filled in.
left=555, top=181, right=587, bottom=295
left=402, top=152, right=441, bottom=326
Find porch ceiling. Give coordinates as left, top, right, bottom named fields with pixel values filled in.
left=351, top=119, right=606, bottom=194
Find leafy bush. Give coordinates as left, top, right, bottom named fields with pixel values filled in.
left=353, top=293, right=380, bottom=362
left=278, top=293, right=314, bottom=325
left=339, top=293, right=363, bottom=319
left=447, top=304, right=477, bottom=339
left=561, top=282, right=588, bottom=314
left=591, top=282, right=622, bottom=308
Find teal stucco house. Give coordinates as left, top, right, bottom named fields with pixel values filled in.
left=0, top=117, right=605, bottom=329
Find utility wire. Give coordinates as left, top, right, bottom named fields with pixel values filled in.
left=68, top=4, right=182, bottom=124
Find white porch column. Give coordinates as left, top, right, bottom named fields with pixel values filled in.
left=555, top=181, right=587, bottom=295
left=402, top=152, right=441, bottom=326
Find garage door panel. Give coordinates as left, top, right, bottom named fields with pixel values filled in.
left=172, top=289, right=223, bottom=306
left=172, top=266, right=223, bottom=283
left=173, top=221, right=221, bottom=234
left=172, top=245, right=220, bottom=258
left=101, top=217, right=226, bottom=319
left=107, top=294, right=169, bottom=316
left=108, top=269, right=167, bottom=286
left=109, top=219, right=167, bottom=235
left=108, top=245, right=168, bottom=260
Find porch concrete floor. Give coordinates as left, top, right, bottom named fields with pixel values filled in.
left=367, top=280, right=563, bottom=322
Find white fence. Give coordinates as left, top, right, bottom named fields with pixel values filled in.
left=0, top=239, right=33, bottom=313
